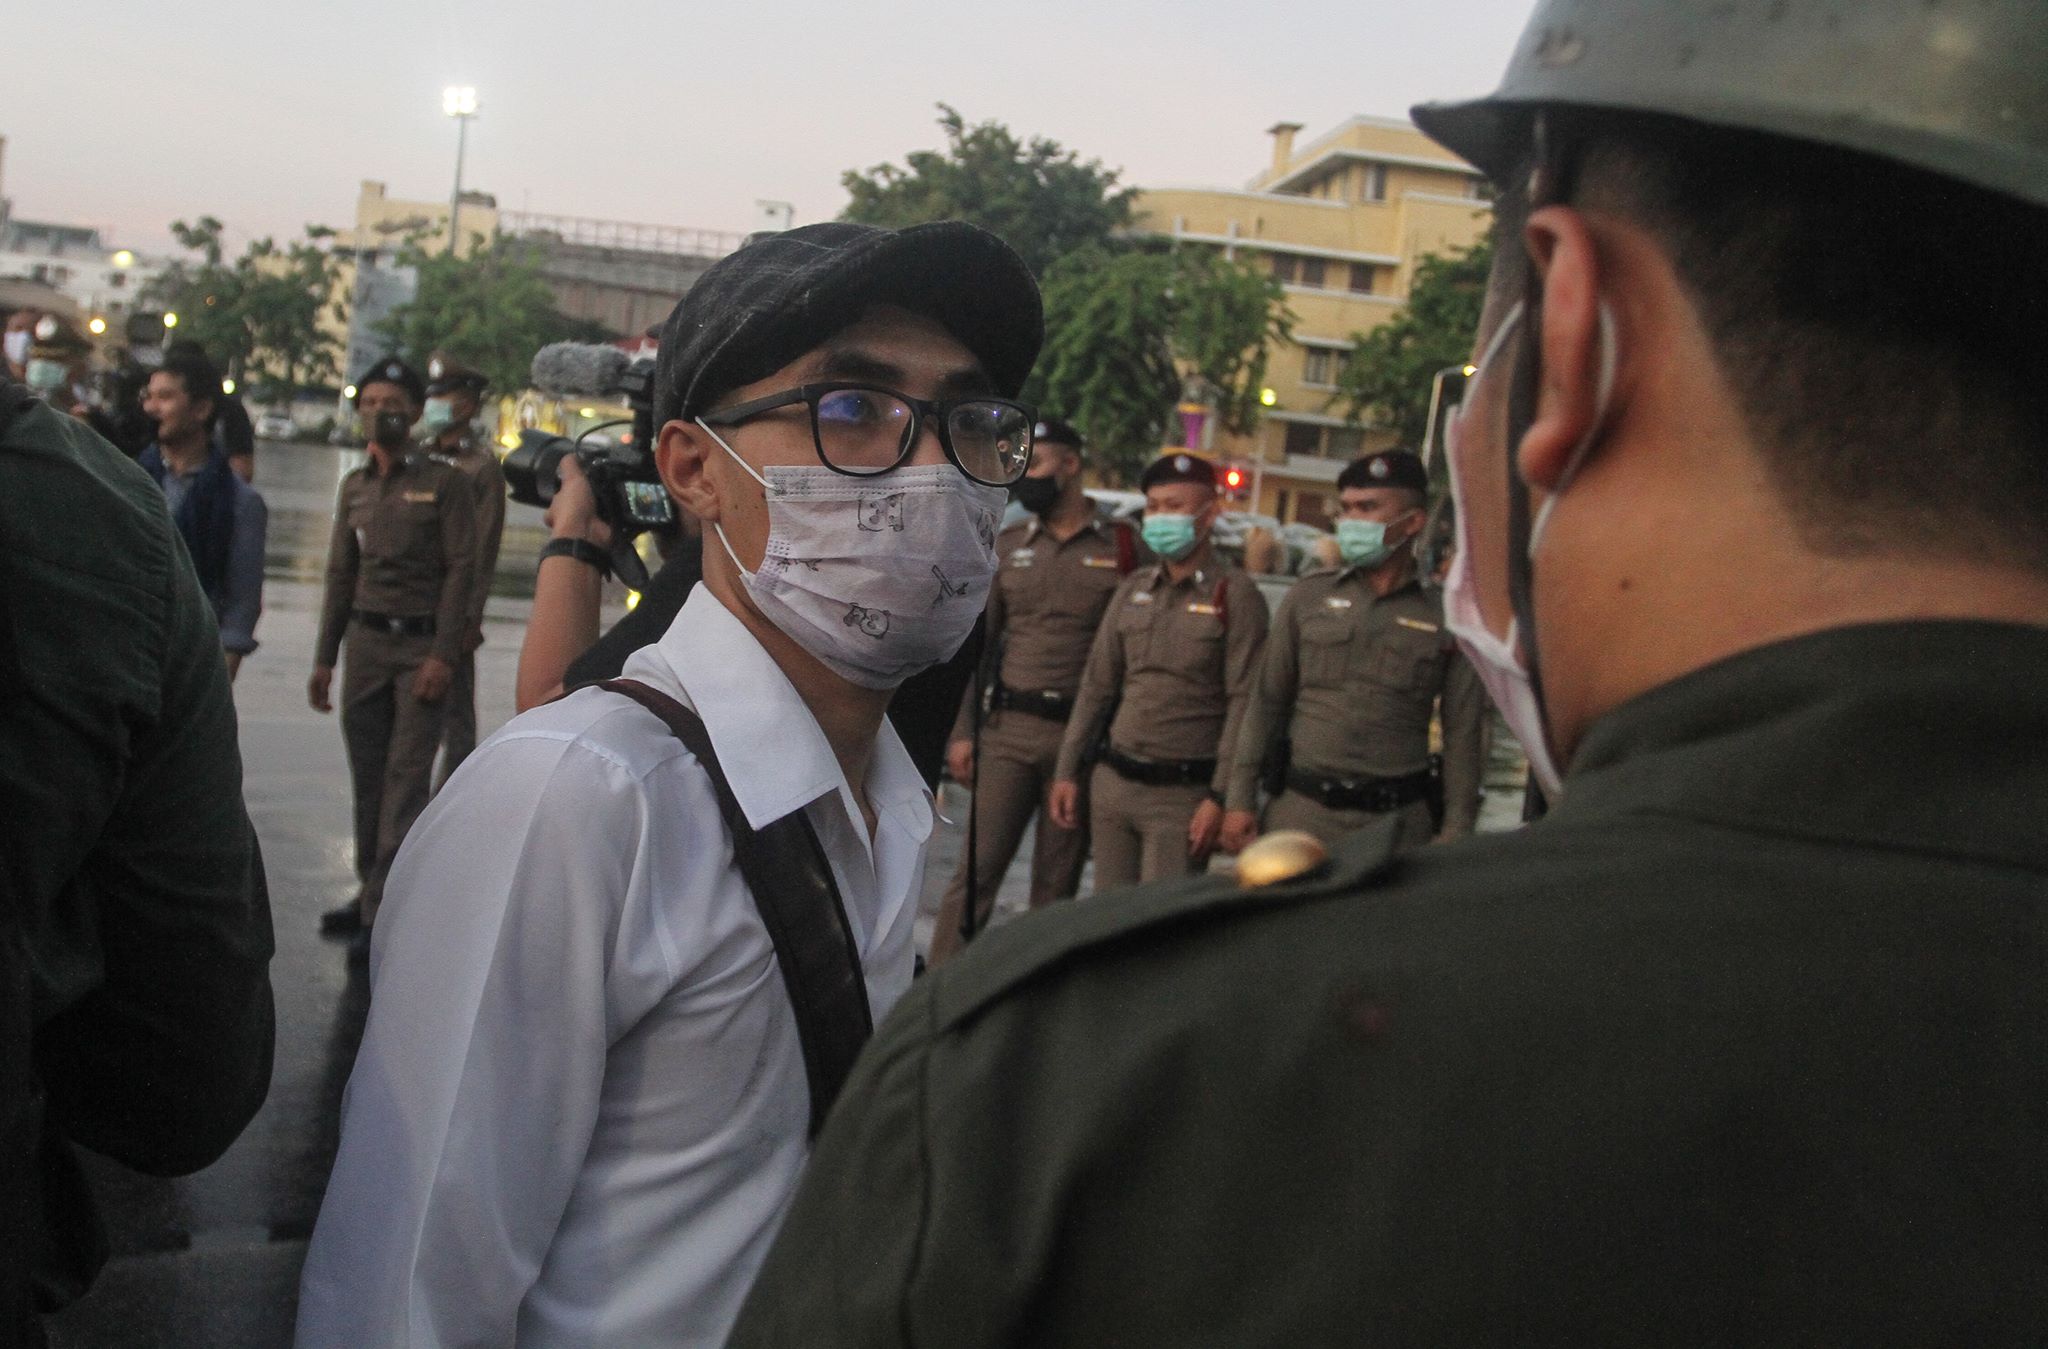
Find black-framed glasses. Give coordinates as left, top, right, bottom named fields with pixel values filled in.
left=698, top=382, right=1036, bottom=487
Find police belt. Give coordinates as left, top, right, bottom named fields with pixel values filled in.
left=1102, top=746, right=1216, bottom=788
left=1286, top=766, right=1432, bottom=814
left=351, top=609, right=436, bottom=637
left=990, top=684, right=1076, bottom=722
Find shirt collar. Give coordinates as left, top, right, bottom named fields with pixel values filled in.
left=1022, top=507, right=1113, bottom=546
left=1556, top=620, right=2048, bottom=871
left=1144, top=559, right=1213, bottom=591
left=634, top=585, right=932, bottom=838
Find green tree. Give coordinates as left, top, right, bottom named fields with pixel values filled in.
left=842, top=105, right=1134, bottom=278
left=142, top=217, right=253, bottom=371
left=1331, top=238, right=1493, bottom=448
left=241, top=227, right=347, bottom=403
left=375, top=236, right=609, bottom=394
left=1030, top=247, right=1291, bottom=486
left=142, top=218, right=349, bottom=403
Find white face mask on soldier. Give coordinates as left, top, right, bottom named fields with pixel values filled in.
left=698, top=419, right=1005, bottom=689
left=1440, top=300, right=1617, bottom=799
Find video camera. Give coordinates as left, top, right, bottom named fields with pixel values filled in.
left=502, top=342, right=673, bottom=589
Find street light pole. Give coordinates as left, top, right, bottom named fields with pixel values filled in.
left=442, top=86, right=479, bottom=255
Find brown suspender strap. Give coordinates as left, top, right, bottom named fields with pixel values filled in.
left=594, top=678, right=873, bottom=1137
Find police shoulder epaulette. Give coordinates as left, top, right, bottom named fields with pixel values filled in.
left=930, top=818, right=1403, bottom=1032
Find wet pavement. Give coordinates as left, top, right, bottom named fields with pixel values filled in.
left=41, top=439, right=1525, bottom=1346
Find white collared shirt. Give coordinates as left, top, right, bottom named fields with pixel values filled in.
left=296, top=585, right=933, bottom=1347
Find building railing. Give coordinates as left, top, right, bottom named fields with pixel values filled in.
left=497, top=212, right=747, bottom=259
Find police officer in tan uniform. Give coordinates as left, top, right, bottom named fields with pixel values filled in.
left=310, top=356, right=478, bottom=957
left=1222, top=451, right=1486, bottom=855
left=928, top=418, right=1144, bottom=964
left=420, top=352, right=506, bottom=786
left=1050, top=453, right=1267, bottom=890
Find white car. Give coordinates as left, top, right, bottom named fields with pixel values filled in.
left=255, top=411, right=296, bottom=441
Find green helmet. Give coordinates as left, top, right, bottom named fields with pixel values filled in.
left=1413, top=0, right=2048, bottom=208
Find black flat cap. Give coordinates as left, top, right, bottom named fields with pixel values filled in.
left=355, top=355, right=425, bottom=406
left=424, top=351, right=489, bottom=397
left=652, top=221, right=1042, bottom=425
left=1032, top=416, right=1083, bottom=449
left=1337, top=450, right=1428, bottom=494
left=1140, top=452, right=1218, bottom=490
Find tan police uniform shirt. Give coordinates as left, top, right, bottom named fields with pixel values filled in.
left=1055, top=556, right=1269, bottom=797
left=315, top=453, right=478, bottom=668
left=1227, top=566, right=1486, bottom=837
left=949, top=510, right=1141, bottom=740
left=438, top=437, right=508, bottom=644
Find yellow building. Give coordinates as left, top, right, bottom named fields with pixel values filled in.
left=1132, top=116, right=1490, bottom=526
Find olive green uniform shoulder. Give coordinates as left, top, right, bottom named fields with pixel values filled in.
left=929, top=816, right=1403, bottom=1033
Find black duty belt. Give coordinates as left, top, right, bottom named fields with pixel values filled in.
left=991, top=684, right=1076, bottom=722
left=1103, top=746, right=1216, bottom=787
left=352, top=610, right=436, bottom=637
left=1286, top=767, right=1432, bottom=814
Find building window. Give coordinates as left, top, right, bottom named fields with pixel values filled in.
left=1348, top=264, right=1376, bottom=293
left=1283, top=421, right=1322, bottom=457
left=1302, top=349, right=1335, bottom=386
left=1328, top=426, right=1366, bottom=459
left=1270, top=253, right=1298, bottom=284
left=1360, top=163, right=1388, bottom=203
left=1298, top=256, right=1326, bottom=289
left=1294, top=492, right=1335, bottom=531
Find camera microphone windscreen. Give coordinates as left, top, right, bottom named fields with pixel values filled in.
left=531, top=342, right=631, bottom=397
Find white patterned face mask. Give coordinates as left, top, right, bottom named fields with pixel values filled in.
left=700, top=420, right=1005, bottom=689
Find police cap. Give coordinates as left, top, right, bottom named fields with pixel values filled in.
left=1413, top=0, right=2048, bottom=209
left=1032, top=417, right=1083, bottom=450
left=1337, top=450, right=1428, bottom=495
left=424, top=351, right=488, bottom=398
left=1139, top=453, right=1218, bottom=491
left=355, top=355, right=425, bottom=406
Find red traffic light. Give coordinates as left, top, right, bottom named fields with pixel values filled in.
left=1222, top=465, right=1247, bottom=492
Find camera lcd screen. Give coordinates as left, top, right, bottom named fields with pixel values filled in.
left=622, top=481, right=675, bottom=527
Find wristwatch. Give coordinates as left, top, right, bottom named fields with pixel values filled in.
left=539, top=537, right=611, bottom=578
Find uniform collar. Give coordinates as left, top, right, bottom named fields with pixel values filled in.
left=1022, top=505, right=1113, bottom=546
left=1556, top=620, right=2048, bottom=871
left=1144, top=558, right=1215, bottom=591
left=637, top=585, right=932, bottom=840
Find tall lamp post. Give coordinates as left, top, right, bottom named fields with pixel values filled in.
left=442, top=86, right=479, bottom=255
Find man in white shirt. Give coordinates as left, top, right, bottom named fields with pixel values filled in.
left=296, top=220, right=1044, bottom=1346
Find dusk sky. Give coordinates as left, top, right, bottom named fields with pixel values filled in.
left=6, top=0, right=1531, bottom=258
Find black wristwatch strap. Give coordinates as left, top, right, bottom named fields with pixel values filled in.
left=539, top=537, right=611, bottom=577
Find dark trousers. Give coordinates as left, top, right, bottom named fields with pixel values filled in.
left=340, top=628, right=448, bottom=925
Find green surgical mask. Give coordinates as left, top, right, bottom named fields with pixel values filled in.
left=1336, top=517, right=1396, bottom=567
left=419, top=397, right=460, bottom=435
left=1142, top=512, right=1199, bottom=561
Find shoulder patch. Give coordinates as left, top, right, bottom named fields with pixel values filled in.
left=930, top=817, right=1403, bottom=1032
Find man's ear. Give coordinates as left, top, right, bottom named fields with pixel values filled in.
left=657, top=419, right=721, bottom=521
left=1518, top=205, right=1607, bottom=494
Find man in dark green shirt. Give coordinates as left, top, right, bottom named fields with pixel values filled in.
left=0, top=383, right=274, bottom=1338
left=730, top=2, right=2048, bottom=1342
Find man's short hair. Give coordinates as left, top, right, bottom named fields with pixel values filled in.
left=157, top=349, right=221, bottom=417
left=1492, top=109, right=2048, bottom=575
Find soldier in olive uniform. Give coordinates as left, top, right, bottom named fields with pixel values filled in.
left=732, top=1, right=2048, bottom=1342
left=1048, top=453, right=1266, bottom=890
left=311, top=357, right=477, bottom=956
left=1222, top=451, right=1486, bottom=854
left=419, top=352, right=507, bottom=786
left=928, top=419, right=1144, bottom=965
